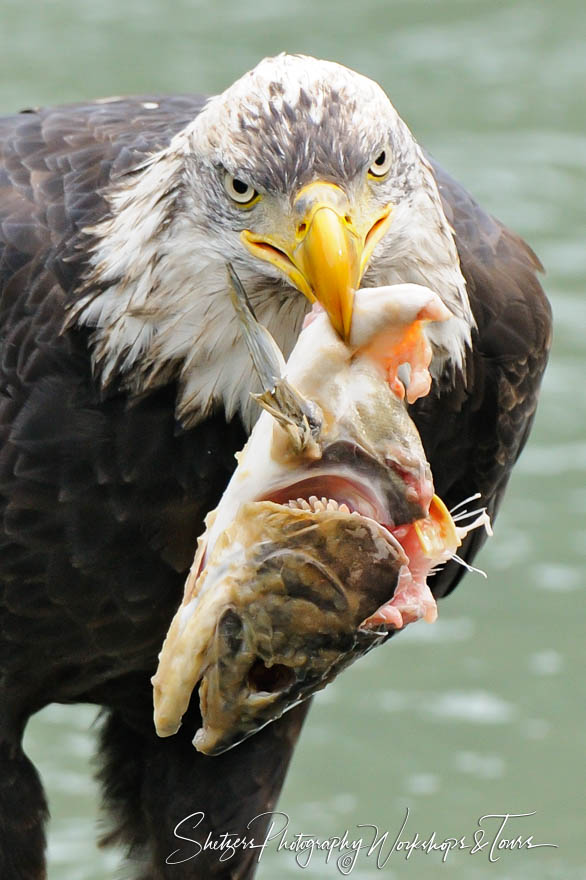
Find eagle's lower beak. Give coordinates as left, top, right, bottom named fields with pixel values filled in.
left=241, top=182, right=393, bottom=340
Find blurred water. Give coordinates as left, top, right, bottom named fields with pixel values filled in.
left=2, top=0, right=584, bottom=877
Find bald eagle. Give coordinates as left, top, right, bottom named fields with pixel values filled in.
left=0, top=54, right=550, bottom=879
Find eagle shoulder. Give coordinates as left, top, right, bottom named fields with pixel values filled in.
left=0, top=98, right=248, bottom=702
left=413, top=158, right=552, bottom=597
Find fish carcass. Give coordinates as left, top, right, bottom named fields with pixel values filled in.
left=152, top=270, right=490, bottom=755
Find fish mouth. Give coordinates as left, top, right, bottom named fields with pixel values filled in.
left=261, top=475, right=388, bottom=522
left=257, top=482, right=409, bottom=571
left=255, top=457, right=460, bottom=635
left=257, top=440, right=431, bottom=534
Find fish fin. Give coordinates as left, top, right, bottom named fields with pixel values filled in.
left=226, top=263, right=286, bottom=389
left=227, top=263, right=322, bottom=455
left=251, top=385, right=322, bottom=457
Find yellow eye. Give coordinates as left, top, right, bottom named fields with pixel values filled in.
left=224, top=172, right=259, bottom=206
left=368, top=148, right=392, bottom=178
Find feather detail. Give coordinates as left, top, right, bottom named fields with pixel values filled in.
left=68, top=54, right=475, bottom=429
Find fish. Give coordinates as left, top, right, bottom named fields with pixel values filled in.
left=152, top=268, right=490, bottom=755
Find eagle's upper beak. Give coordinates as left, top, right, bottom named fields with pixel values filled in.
left=240, top=182, right=393, bottom=340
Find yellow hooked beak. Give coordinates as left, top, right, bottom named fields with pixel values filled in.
left=240, top=181, right=393, bottom=340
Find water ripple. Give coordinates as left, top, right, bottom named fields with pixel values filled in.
left=423, top=691, right=516, bottom=724
left=454, top=751, right=505, bottom=779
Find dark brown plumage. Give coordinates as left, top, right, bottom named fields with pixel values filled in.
left=0, top=94, right=551, bottom=879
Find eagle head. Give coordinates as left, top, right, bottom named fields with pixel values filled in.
left=74, top=54, right=473, bottom=428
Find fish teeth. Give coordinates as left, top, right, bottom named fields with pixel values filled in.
left=286, top=496, right=351, bottom=514
left=308, top=495, right=325, bottom=512
left=286, top=498, right=310, bottom=510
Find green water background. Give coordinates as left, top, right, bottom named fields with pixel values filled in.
left=1, top=0, right=584, bottom=877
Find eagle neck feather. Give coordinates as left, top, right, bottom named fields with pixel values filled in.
left=70, top=127, right=472, bottom=430
left=70, top=139, right=307, bottom=430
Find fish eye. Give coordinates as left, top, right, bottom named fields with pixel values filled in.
left=368, top=148, right=392, bottom=178
left=223, top=172, right=260, bottom=206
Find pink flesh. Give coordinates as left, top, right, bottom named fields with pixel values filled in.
left=303, top=302, right=437, bottom=405
left=360, top=523, right=438, bottom=630
left=361, top=317, right=435, bottom=405
left=302, top=303, right=325, bottom=328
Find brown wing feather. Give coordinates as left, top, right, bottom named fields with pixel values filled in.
left=0, top=97, right=552, bottom=878
left=413, top=158, right=552, bottom=598
left=0, top=96, right=308, bottom=880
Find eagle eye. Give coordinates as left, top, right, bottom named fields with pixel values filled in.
left=224, top=172, right=259, bottom=206
left=368, top=148, right=392, bottom=178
